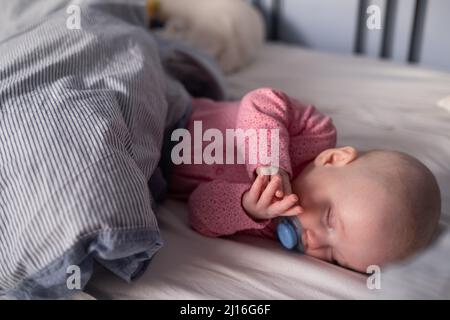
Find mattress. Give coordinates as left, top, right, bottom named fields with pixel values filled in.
left=85, top=43, right=450, bottom=299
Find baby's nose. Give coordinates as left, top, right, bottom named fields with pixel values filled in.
left=298, top=213, right=328, bottom=248
left=302, top=228, right=328, bottom=250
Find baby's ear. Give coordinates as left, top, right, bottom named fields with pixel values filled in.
left=314, top=147, right=358, bottom=167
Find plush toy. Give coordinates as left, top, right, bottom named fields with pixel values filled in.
left=147, top=0, right=265, bottom=74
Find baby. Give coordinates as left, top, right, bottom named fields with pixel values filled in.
left=168, top=88, right=441, bottom=273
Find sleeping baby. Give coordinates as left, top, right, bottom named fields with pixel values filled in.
left=168, top=88, right=441, bottom=273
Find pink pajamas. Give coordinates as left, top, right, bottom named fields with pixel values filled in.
left=169, top=88, right=337, bottom=239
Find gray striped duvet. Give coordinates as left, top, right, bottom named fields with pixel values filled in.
left=0, top=0, right=192, bottom=299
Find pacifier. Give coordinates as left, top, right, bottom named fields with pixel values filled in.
left=276, top=216, right=305, bottom=253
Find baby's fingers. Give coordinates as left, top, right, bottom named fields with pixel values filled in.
left=258, top=175, right=281, bottom=207
left=267, top=194, right=302, bottom=217
left=277, top=205, right=303, bottom=217
left=271, top=174, right=284, bottom=199
left=247, top=174, right=269, bottom=203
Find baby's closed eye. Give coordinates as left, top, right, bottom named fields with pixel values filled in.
left=326, top=207, right=336, bottom=229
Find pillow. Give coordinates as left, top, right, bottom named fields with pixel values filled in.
left=0, top=0, right=190, bottom=299
left=378, top=224, right=450, bottom=299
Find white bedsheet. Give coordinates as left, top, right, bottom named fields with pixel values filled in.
left=85, top=43, right=450, bottom=299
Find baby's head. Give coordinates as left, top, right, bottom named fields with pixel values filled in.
left=291, top=147, right=441, bottom=272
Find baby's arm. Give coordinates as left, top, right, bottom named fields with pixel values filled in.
left=188, top=174, right=301, bottom=239
left=237, top=88, right=337, bottom=179
left=188, top=180, right=270, bottom=237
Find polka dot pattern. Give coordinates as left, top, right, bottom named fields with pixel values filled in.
left=171, top=88, right=337, bottom=238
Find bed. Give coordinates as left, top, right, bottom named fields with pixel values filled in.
left=82, top=42, right=450, bottom=300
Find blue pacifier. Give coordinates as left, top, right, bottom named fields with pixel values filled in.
left=276, top=216, right=305, bottom=253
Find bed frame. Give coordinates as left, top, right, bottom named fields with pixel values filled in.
left=250, top=0, right=447, bottom=70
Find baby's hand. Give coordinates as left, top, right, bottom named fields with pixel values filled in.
left=256, top=166, right=292, bottom=199
left=242, top=171, right=303, bottom=221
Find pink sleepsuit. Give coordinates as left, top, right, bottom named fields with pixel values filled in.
left=169, top=88, right=337, bottom=240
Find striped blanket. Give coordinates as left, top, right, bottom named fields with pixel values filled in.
left=0, top=0, right=223, bottom=299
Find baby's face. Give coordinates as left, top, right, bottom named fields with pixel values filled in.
left=291, top=150, right=402, bottom=272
